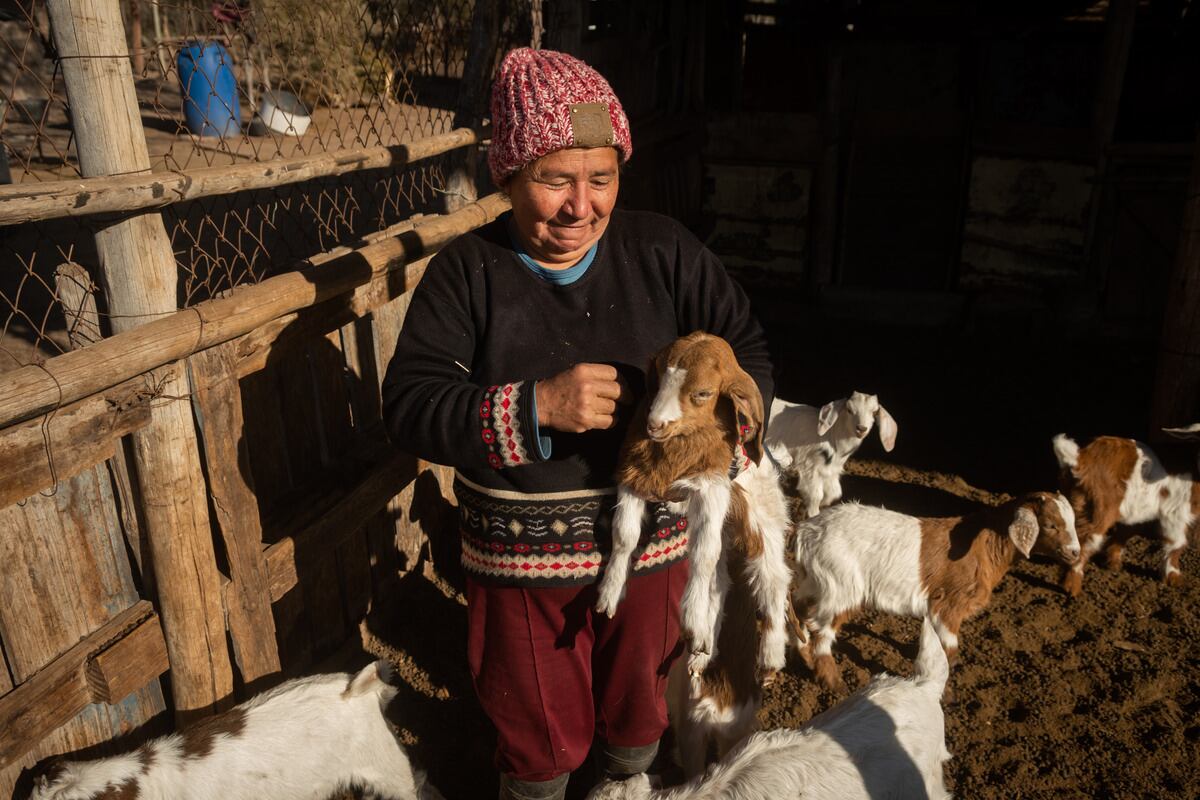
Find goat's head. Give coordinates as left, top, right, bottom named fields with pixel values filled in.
left=816, top=391, right=897, bottom=452
left=27, top=757, right=110, bottom=800
left=26, top=759, right=66, bottom=800
left=1008, top=491, right=1080, bottom=563
left=645, top=332, right=764, bottom=463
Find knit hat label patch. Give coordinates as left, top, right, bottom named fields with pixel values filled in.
left=569, top=103, right=614, bottom=148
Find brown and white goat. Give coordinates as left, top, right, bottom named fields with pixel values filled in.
left=666, top=447, right=793, bottom=778
left=29, top=661, right=440, bottom=800
left=666, top=552, right=763, bottom=779
left=594, top=332, right=791, bottom=676
left=792, top=492, right=1079, bottom=691
left=1053, top=434, right=1199, bottom=595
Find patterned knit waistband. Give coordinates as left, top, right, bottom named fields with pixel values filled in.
left=454, top=474, right=688, bottom=587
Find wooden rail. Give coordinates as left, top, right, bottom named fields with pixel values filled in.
left=0, top=128, right=479, bottom=225
left=0, top=192, right=510, bottom=431
left=0, top=369, right=159, bottom=509
left=263, top=440, right=419, bottom=603
left=0, top=601, right=169, bottom=770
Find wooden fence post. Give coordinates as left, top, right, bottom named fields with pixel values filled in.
left=189, top=343, right=282, bottom=686
left=1150, top=129, right=1200, bottom=436
left=127, top=0, right=143, bottom=75
left=55, top=263, right=103, bottom=349
left=46, top=0, right=233, bottom=720
left=55, top=261, right=146, bottom=575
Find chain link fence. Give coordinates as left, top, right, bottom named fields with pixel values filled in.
left=1, top=0, right=535, bottom=371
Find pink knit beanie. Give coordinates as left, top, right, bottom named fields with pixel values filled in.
left=488, top=48, right=632, bottom=186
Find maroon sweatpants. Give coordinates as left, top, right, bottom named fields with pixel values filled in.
left=466, top=560, right=688, bottom=782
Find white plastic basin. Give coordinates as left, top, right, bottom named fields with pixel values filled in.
left=256, top=90, right=311, bottom=137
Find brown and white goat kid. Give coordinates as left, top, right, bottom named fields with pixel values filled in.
left=1053, top=434, right=1200, bottom=595
left=30, top=661, right=439, bottom=800
left=594, top=332, right=791, bottom=677
left=793, top=492, right=1079, bottom=691
left=667, top=452, right=792, bottom=779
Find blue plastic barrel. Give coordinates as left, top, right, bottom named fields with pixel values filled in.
left=177, top=41, right=241, bottom=138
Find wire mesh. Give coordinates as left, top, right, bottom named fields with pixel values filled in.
left=1, top=0, right=534, bottom=372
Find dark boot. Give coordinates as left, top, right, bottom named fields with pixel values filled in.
left=598, top=740, right=659, bottom=780
left=498, top=773, right=570, bottom=800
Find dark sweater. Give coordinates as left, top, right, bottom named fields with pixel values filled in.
left=382, top=209, right=774, bottom=586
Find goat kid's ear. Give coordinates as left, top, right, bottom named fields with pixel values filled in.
left=725, top=373, right=765, bottom=465
left=346, top=660, right=388, bottom=697
left=875, top=405, right=898, bottom=452
left=1008, top=506, right=1039, bottom=558
left=817, top=401, right=839, bottom=436
left=644, top=354, right=662, bottom=397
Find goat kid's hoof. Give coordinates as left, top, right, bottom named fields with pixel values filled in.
left=800, top=649, right=815, bottom=671
left=687, top=636, right=714, bottom=659
left=820, top=676, right=848, bottom=694
left=813, top=660, right=846, bottom=693
left=1060, top=570, right=1083, bottom=598
left=758, top=639, right=787, bottom=675
left=793, top=641, right=815, bottom=670
left=1163, top=571, right=1185, bottom=588
left=1103, top=548, right=1124, bottom=571
left=594, top=584, right=623, bottom=618
left=758, top=668, right=778, bottom=688
left=687, top=651, right=711, bottom=677
left=594, top=596, right=619, bottom=618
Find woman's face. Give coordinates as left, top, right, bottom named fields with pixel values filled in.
left=506, top=146, right=620, bottom=267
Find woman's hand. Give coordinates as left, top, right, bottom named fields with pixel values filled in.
left=535, top=363, right=632, bottom=433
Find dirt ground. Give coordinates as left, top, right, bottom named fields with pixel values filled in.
left=361, top=466, right=1198, bottom=800
left=358, top=307, right=1199, bottom=799
left=765, top=467, right=1200, bottom=800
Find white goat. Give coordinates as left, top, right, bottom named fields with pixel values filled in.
left=793, top=493, right=1080, bottom=691
left=595, top=332, right=790, bottom=677
left=30, top=661, right=440, bottom=800
left=586, top=616, right=952, bottom=800
left=1054, top=433, right=1199, bottom=594
left=765, top=392, right=897, bottom=519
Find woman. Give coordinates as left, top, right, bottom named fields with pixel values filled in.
left=382, top=48, right=774, bottom=800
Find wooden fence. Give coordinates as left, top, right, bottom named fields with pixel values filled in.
left=0, top=1, right=508, bottom=792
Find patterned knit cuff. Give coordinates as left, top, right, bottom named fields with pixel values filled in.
left=726, top=425, right=755, bottom=478
left=527, top=384, right=553, bottom=459
left=478, top=381, right=549, bottom=469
